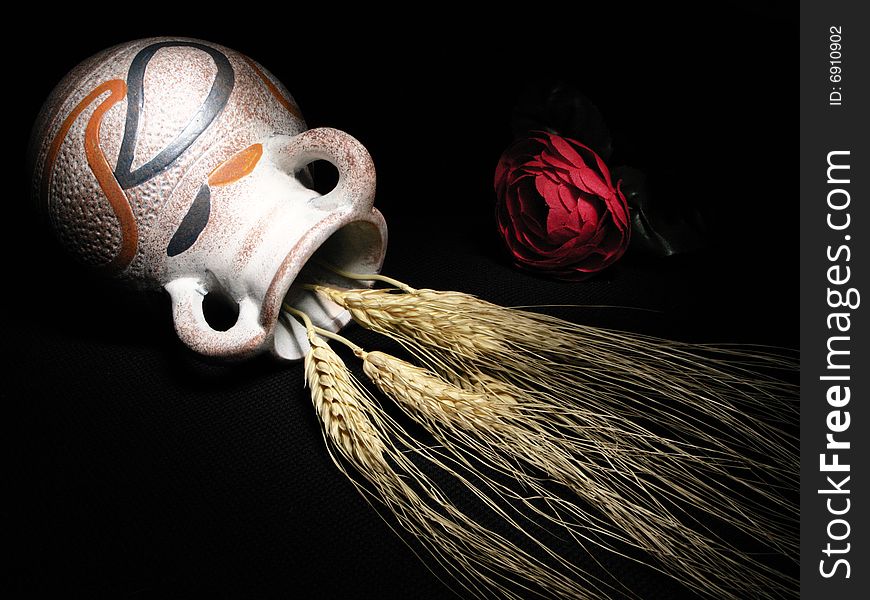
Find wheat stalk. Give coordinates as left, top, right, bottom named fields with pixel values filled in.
left=305, top=332, right=387, bottom=473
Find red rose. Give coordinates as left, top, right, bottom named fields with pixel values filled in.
left=494, top=132, right=630, bottom=279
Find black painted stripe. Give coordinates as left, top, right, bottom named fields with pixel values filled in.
left=115, top=41, right=235, bottom=190
left=167, top=184, right=211, bottom=256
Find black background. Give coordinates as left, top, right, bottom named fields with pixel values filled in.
left=7, top=5, right=796, bottom=599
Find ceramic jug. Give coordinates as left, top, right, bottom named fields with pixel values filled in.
left=29, top=37, right=387, bottom=360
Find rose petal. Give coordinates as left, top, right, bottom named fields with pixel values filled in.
left=546, top=133, right=589, bottom=168
left=587, top=143, right=616, bottom=188
left=540, top=168, right=565, bottom=186
left=540, top=148, right=579, bottom=172
left=607, top=182, right=631, bottom=230
left=546, top=211, right=577, bottom=244
left=535, top=176, right=561, bottom=209
left=515, top=183, right=547, bottom=235
left=557, top=185, right=579, bottom=215
left=517, top=228, right=555, bottom=255
left=568, top=165, right=611, bottom=199
left=574, top=194, right=601, bottom=226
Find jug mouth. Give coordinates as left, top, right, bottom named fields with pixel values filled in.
left=264, top=209, right=388, bottom=361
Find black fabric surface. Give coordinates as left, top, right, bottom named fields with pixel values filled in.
left=8, top=7, right=796, bottom=599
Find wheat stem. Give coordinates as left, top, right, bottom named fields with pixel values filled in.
left=312, top=260, right=416, bottom=292
left=283, top=301, right=365, bottom=354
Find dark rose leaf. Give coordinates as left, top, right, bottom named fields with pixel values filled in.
left=614, top=166, right=708, bottom=257
left=511, top=81, right=614, bottom=161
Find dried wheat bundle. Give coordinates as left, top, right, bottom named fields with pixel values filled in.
left=295, top=271, right=798, bottom=599
left=291, top=309, right=627, bottom=600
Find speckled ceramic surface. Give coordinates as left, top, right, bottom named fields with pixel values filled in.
left=29, top=37, right=387, bottom=360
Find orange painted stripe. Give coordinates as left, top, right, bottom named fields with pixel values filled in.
left=208, top=143, right=263, bottom=186
left=43, top=80, right=137, bottom=273
left=42, top=81, right=123, bottom=211
left=83, top=80, right=138, bottom=272
left=242, top=56, right=303, bottom=120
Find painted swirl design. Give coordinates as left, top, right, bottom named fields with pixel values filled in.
left=42, top=41, right=236, bottom=272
